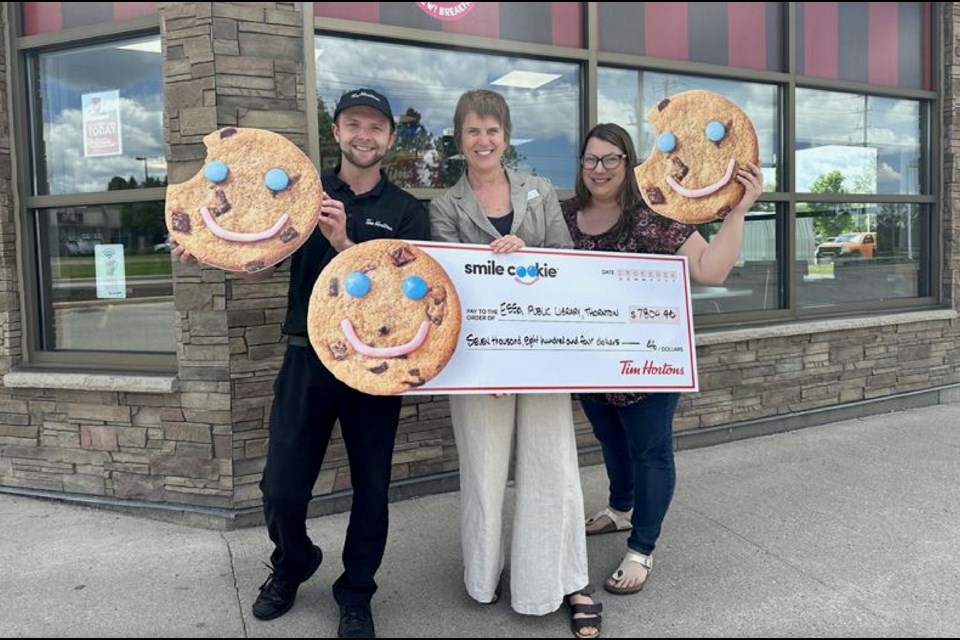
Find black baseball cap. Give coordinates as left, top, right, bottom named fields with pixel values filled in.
left=334, top=88, right=395, bottom=130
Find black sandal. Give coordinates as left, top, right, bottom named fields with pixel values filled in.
left=564, top=584, right=602, bottom=639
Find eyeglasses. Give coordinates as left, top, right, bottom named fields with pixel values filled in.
left=580, top=153, right=628, bottom=170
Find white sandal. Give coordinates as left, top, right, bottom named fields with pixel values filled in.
left=585, top=506, right=632, bottom=536
left=605, top=549, right=652, bottom=595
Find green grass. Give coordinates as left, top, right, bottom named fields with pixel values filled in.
left=52, top=254, right=173, bottom=279
left=807, top=263, right=835, bottom=277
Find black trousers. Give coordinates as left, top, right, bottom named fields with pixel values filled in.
left=260, top=343, right=402, bottom=606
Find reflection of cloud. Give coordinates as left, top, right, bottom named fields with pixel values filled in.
left=796, top=145, right=877, bottom=192
left=796, top=89, right=919, bottom=149
left=44, top=98, right=164, bottom=194
left=877, top=162, right=901, bottom=183
left=315, top=35, right=580, bottom=147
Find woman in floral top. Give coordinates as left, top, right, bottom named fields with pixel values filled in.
left=562, top=123, right=761, bottom=595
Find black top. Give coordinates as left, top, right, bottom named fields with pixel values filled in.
left=489, top=211, right=514, bottom=237
left=282, top=167, right=429, bottom=337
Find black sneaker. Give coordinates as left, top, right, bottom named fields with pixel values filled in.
left=252, top=545, right=322, bottom=621
left=338, top=603, right=375, bottom=638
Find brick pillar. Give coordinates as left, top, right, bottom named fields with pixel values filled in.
left=160, top=2, right=308, bottom=507
left=0, top=2, right=23, bottom=376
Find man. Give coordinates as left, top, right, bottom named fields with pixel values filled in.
left=237, top=88, right=426, bottom=637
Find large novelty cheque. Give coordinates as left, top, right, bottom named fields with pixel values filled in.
left=308, top=239, right=698, bottom=396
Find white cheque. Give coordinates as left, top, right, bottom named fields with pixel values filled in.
left=405, top=241, right=698, bottom=395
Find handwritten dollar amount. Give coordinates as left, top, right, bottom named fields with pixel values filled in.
left=629, top=305, right=680, bottom=323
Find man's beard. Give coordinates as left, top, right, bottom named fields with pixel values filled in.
left=341, top=146, right=386, bottom=170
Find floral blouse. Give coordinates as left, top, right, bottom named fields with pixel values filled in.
left=561, top=199, right=696, bottom=407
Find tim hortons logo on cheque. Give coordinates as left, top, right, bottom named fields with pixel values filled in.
left=619, top=360, right=686, bottom=376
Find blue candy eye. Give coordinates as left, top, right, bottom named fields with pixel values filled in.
left=516, top=266, right=527, bottom=278
left=657, top=132, right=677, bottom=153
left=265, top=168, right=290, bottom=192
left=204, top=160, right=228, bottom=183
left=344, top=271, right=371, bottom=297
left=402, top=275, right=428, bottom=301
left=705, top=121, right=726, bottom=142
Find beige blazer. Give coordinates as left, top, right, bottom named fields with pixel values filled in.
left=429, top=168, right=573, bottom=249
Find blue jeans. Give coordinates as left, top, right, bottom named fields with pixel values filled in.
left=581, top=393, right=680, bottom=556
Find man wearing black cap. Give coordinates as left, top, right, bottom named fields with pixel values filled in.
left=251, top=88, right=429, bottom=638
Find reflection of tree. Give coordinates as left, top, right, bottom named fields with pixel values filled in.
left=318, top=96, right=339, bottom=172
left=385, top=107, right=440, bottom=187
left=805, top=170, right=852, bottom=240
left=108, top=175, right=167, bottom=252
left=875, top=202, right=909, bottom=256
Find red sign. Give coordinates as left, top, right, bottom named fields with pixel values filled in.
left=416, top=2, right=476, bottom=21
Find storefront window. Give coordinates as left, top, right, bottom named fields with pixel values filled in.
left=315, top=34, right=582, bottom=189
left=33, top=204, right=174, bottom=353
left=796, top=203, right=929, bottom=309
left=30, top=36, right=166, bottom=196
left=692, top=209, right=783, bottom=315
left=796, top=89, right=922, bottom=196
left=24, top=35, right=173, bottom=356
left=598, top=68, right=781, bottom=316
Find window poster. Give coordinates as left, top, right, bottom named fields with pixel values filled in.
left=95, top=244, right=126, bottom=299
left=82, top=89, right=122, bottom=157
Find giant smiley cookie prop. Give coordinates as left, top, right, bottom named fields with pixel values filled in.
left=165, top=127, right=323, bottom=273
left=635, top=90, right=759, bottom=224
left=308, top=239, right=462, bottom=395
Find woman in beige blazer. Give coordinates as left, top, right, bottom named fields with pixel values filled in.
left=430, top=89, right=601, bottom=639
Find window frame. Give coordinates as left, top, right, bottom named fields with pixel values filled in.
left=312, top=10, right=592, bottom=203
left=10, top=6, right=174, bottom=371
left=588, top=3, right=939, bottom=328
left=5, top=3, right=941, bottom=370
left=311, top=2, right=941, bottom=327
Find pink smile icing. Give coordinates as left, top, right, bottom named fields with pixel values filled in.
left=340, top=318, right=430, bottom=358
left=199, top=206, right=289, bottom=242
left=665, top=158, right=735, bottom=199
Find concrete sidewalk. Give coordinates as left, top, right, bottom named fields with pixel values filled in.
left=2, top=403, right=959, bottom=638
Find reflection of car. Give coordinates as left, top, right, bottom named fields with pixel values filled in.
left=815, top=232, right=876, bottom=263
left=152, top=240, right=172, bottom=252
left=63, top=234, right=102, bottom=256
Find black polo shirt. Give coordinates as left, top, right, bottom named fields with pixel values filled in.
left=282, top=167, right=429, bottom=337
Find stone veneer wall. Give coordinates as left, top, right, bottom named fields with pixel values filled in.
left=944, top=3, right=960, bottom=310
left=163, top=1, right=310, bottom=510
left=1, top=3, right=958, bottom=526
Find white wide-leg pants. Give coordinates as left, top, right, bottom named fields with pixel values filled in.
left=451, top=393, right=589, bottom=615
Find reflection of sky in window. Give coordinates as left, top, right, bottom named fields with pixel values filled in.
left=316, top=35, right=581, bottom=188
left=36, top=37, right=165, bottom=195
left=598, top=69, right=778, bottom=174
left=796, top=89, right=920, bottom=195
left=599, top=68, right=922, bottom=196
